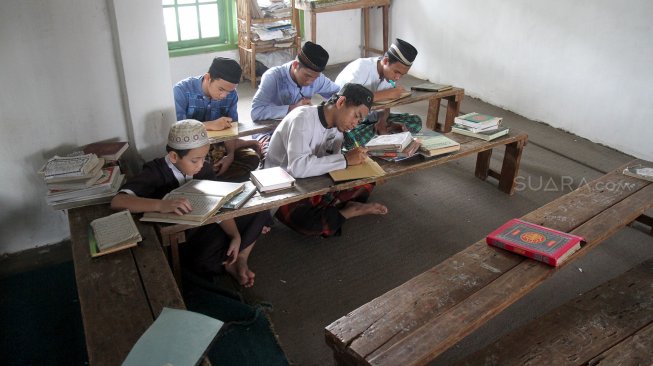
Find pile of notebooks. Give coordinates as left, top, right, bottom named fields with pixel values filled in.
left=452, top=112, right=510, bottom=141
left=365, top=131, right=421, bottom=161
left=37, top=141, right=128, bottom=210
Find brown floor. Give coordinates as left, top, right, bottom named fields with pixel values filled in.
left=3, top=63, right=652, bottom=365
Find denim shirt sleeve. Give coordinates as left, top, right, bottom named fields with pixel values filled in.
left=173, top=84, right=189, bottom=121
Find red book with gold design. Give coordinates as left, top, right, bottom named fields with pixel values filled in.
left=486, top=219, right=584, bottom=266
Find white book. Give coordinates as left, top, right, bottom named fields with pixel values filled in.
left=454, top=112, right=502, bottom=129
left=250, top=167, right=296, bottom=193
left=365, top=131, right=413, bottom=151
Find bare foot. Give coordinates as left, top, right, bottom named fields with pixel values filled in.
left=340, top=201, right=388, bottom=219
left=261, top=225, right=271, bottom=235
left=225, top=259, right=256, bottom=288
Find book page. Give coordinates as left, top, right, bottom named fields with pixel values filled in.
left=172, top=179, right=244, bottom=197
left=165, top=193, right=224, bottom=217
left=329, top=157, right=385, bottom=182
left=90, top=210, right=142, bottom=251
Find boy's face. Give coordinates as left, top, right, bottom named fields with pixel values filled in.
left=202, top=74, right=237, bottom=100
left=381, top=57, right=410, bottom=82
left=291, top=61, right=320, bottom=87
left=334, top=97, right=369, bottom=133
left=170, top=144, right=210, bottom=176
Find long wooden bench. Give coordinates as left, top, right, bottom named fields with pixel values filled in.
left=69, top=204, right=185, bottom=365
left=324, top=159, right=653, bottom=365
left=456, top=259, right=653, bottom=365
left=159, top=128, right=528, bottom=284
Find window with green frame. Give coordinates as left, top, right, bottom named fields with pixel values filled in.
left=162, top=0, right=238, bottom=57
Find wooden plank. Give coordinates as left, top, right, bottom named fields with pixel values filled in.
left=295, top=0, right=390, bottom=13
left=456, top=260, right=653, bottom=366
left=208, top=119, right=280, bottom=144
left=497, top=138, right=527, bottom=194
left=325, top=161, right=651, bottom=365
left=69, top=205, right=154, bottom=366
left=587, top=322, right=653, bottom=366
left=366, top=178, right=653, bottom=365
left=371, top=88, right=464, bottom=111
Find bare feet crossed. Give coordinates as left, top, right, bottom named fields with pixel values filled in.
left=225, top=258, right=256, bottom=288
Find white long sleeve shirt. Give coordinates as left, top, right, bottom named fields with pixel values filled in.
left=264, top=105, right=346, bottom=178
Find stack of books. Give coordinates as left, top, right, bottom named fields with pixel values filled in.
left=452, top=112, right=510, bottom=141
left=365, top=132, right=421, bottom=161
left=413, top=130, right=461, bottom=158
left=38, top=141, right=129, bottom=210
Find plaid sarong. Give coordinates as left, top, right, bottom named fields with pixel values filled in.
left=209, top=143, right=260, bottom=182
left=275, top=183, right=375, bottom=237
left=344, top=112, right=422, bottom=150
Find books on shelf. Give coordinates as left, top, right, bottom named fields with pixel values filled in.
left=89, top=210, right=142, bottom=258
left=141, top=180, right=245, bottom=225
left=486, top=218, right=584, bottom=267
left=222, top=181, right=258, bottom=210
left=454, top=112, right=502, bottom=130
left=329, top=156, right=386, bottom=182
left=622, top=163, right=653, bottom=182
left=46, top=166, right=122, bottom=204
left=122, top=307, right=223, bottom=366
left=410, top=82, right=453, bottom=92
left=207, top=122, right=239, bottom=140
left=250, top=167, right=296, bottom=193
left=413, top=130, right=460, bottom=157
left=365, top=131, right=413, bottom=151
left=452, top=124, right=510, bottom=141
left=82, top=141, right=128, bottom=161
left=374, top=91, right=413, bottom=106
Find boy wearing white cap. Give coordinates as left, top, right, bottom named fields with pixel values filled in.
left=111, top=120, right=271, bottom=287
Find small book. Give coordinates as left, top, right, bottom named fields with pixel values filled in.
left=222, top=181, right=258, bottom=210
left=454, top=112, right=502, bottom=130
left=414, top=130, right=461, bottom=157
left=82, top=141, right=129, bottom=161
left=486, top=218, right=585, bottom=267
left=411, top=82, right=453, bottom=92
left=250, top=167, right=296, bottom=193
left=452, top=124, right=510, bottom=141
left=329, top=156, right=386, bottom=182
left=89, top=210, right=142, bottom=258
left=206, top=122, right=239, bottom=140
left=622, top=163, right=653, bottom=182
left=365, top=131, right=413, bottom=151
left=122, top=307, right=223, bottom=366
left=141, top=180, right=245, bottom=225
left=373, top=91, right=413, bottom=106
left=38, top=154, right=101, bottom=178
left=45, top=168, right=105, bottom=190
left=42, top=158, right=105, bottom=184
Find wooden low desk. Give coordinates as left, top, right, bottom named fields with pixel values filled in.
left=208, top=119, right=281, bottom=144
left=372, top=88, right=465, bottom=133
left=159, top=129, right=528, bottom=285
left=296, top=0, right=390, bottom=57
left=324, top=159, right=653, bottom=366
left=69, top=204, right=185, bottom=365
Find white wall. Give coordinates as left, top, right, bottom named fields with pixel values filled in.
left=391, top=0, right=653, bottom=160
left=0, top=0, right=174, bottom=254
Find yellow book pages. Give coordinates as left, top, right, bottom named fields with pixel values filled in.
left=207, top=122, right=239, bottom=139
left=329, top=157, right=385, bottom=182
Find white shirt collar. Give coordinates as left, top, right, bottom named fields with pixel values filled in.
left=165, top=155, right=192, bottom=185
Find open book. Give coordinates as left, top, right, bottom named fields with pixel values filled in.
left=141, top=180, right=245, bottom=225
left=207, top=122, right=239, bottom=140
left=89, top=210, right=142, bottom=258
left=329, top=156, right=386, bottom=182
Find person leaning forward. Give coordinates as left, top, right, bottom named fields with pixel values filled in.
left=173, top=57, right=261, bottom=181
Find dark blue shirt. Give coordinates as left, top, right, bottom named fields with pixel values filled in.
left=173, top=75, right=238, bottom=122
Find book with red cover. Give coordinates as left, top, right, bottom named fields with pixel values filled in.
left=486, top=218, right=584, bottom=266
left=83, top=141, right=129, bottom=161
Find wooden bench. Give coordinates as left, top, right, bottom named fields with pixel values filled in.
left=159, top=128, right=528, bottom=285
left=324, top=159, right=653, bottom=366
left=456, top=259, right=653, bottom=365
left=69, top=204, right=185, bottom=365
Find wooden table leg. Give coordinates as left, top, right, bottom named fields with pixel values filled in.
left=363, top=7, right=370, bottom=57
left=443, top=91, right=464, bottom=132
left=382, top=5, right=389, bottom=52
left=168, top=233, right=185, bottom=288
left=475, top=150, right=493, bottom=180
left=498, top=139, right=527, bottom=194
left=427, top=97, right=442, bottom=131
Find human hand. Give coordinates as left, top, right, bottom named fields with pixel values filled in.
left=158, top=198, right=192, bottom=216
left=288, top=98, right=312, bottom=112
left=387, top=85, right=408, bottom=99
left=206, top=117, right=232, bottom=131
left=213, top=153, right=234, bottom=176
left=223, top=237, right=241, bottom=265
left=344, top=147, right=368, bottom=166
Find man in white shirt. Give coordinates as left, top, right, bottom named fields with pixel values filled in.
left=265, top=83, right=388, bottom=237
left=335, top=38, right=421, bottom=150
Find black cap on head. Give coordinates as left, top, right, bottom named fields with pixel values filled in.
left=297, top=41, right=329, bottom=72
left=388, top=38, right=418, bottom=66
left=337, top=83, right=374, bottom=109
left=208, top=57, right=242, bottom=84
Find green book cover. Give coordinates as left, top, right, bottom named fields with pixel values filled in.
left=413, top=130, right=459, bottom=150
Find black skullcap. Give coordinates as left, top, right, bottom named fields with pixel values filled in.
left=208, top=57, right=242, bottom=84
left=337, top=83, right=374, bottom=109
left=388, top=38, right=418, bottom=66
left=297, top=41, right=329, bottom=72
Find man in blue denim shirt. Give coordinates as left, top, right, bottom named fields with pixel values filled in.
left=174, top=57, right=260, bottom=180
